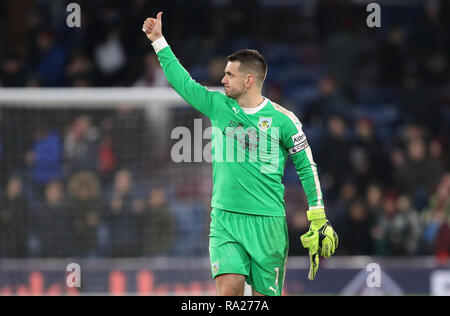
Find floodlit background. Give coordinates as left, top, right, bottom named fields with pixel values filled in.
left=0, top=0, right=449, bottom=295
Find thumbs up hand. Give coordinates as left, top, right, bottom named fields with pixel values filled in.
left=142, top=11, right=163, bottom=42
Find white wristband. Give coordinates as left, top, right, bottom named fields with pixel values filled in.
left=151, top=36, right=168, bottom=53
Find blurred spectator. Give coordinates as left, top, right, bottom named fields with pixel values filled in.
left=322, top=25, right=362, bottom=97
left=399, top=124, right=427, bottom=145
left=330, top=179, right=358, bottom=226
left=33, top=181, right=72, bottom=257
left=395, top=195, right=422, bottom=255
left=26, top=126, right=63, bottom=191
left=339, top=198, right=374, bottom=255
left=376, top=27, right=407, bottom=88
left=394, top=136, right=442, bottom=209
left=265, top=82, right=292, bottom=110
left=93, top=30, right=126, bottom=85
left=365, top=183, right=384, bottom=217
left=0, top=176, right=28, bottom=257
left=315, top=0, right=355, bottom=43
left=112, top=105, right=147, bottom=171
left=134, top=52, right=168, bottom=87
left=399, top=76, right=443, bottom=137
left=64, top=115, right=100, bottom=175
left=0, top=108, right=31, bottom=186
left=429, top=138, right=448, bottom=171
left=435, top=222, right=450, bottom=262
left=65, top=52, right=96, bottom=87
left=107, top=169, right=140, bottom=257
left=411, top=0, right=448, bottom=85
left=97, top=118, right=117, bottom=182
left=420, top=173, right=450, bottom=259
left=203, top=56, right=227, bottom=86
left=372, top=193, right=421, bottom=256
left=390, top=147, right=406, bottom=186
left=411, top=0, right=446, bottom=55
left=348, top=146, right=371, bottom=194
left=32, top=29, right=66, bottom=87
left=349, top=117, right=389, bottom=189
left=171, top=182, right=208, bottom=256
left=308, top=75, right=350, bottom=120
left=317, top=115, right=351, bottom=193
left=0, top=55, right=27, bottom=87
left=138, top=187, right=175, bottom=256
left=67, top=171, right=102, bottom=257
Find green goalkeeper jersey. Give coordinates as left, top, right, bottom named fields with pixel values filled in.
left=154, top=38, right=324, bottom=217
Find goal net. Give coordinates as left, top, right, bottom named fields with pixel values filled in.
left=0, top=86, right=220, bottom=259
left=0, top=87, right=221, bottom=294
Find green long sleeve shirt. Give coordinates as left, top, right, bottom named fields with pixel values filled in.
left=153, top=37, right=324, bottom=216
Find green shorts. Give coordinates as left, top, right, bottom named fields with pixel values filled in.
left=209, top=208, right=289, bottom=296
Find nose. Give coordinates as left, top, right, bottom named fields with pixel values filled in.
left=221, top=76, right=227, bottom=85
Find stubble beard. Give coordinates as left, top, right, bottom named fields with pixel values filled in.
left=225, top=84, right=247, bottom=100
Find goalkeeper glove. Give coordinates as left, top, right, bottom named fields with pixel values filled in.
left=300, top=208, right=338, bottom=280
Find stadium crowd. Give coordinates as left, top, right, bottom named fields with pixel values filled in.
left=0, top=0, right=449, bottom=259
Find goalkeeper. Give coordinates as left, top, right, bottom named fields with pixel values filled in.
left=142, top=12, right=338, bottom=296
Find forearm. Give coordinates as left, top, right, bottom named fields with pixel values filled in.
left=291, top=148, right=324, bottom=209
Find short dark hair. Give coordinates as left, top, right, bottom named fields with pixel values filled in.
left=227, top=49, right=268, bottom=85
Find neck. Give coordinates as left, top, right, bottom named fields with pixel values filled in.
left=237, top=90, right=264, bottom=109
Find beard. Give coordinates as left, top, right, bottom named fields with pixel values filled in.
left=225, top=89, right=240, bottom=99
left=224, top=84, right=247, bottom=100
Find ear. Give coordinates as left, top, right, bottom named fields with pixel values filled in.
left=246, top=74, right=255, bottom=88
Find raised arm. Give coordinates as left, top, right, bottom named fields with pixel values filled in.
left=142, top=12, right=223, bottom=119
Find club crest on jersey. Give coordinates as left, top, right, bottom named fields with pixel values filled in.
left=212, top=262, right=219, bottom=275
left=258, top=117, right=272, bottom=130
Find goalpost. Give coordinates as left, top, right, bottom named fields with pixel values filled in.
left=0, top=87, right=188, bottom=106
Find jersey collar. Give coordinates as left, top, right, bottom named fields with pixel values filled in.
left=241, top=97, right=269, bottom=115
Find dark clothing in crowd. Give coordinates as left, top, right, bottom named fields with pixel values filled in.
left=0, top=195, right=28, bottom=257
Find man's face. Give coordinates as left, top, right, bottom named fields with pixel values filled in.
left=221, top=61, right=247, bottom=99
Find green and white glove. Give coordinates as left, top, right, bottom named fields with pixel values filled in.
left=300, top=208, right=338, bottom=280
